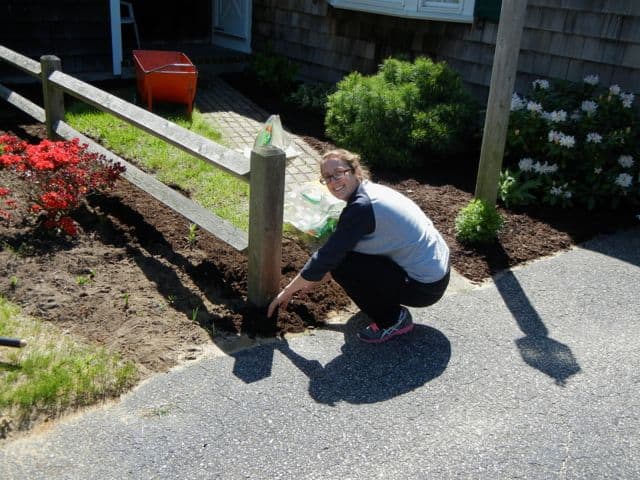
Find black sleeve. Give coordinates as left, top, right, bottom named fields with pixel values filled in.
left=300, top=194, right=375, bottom=281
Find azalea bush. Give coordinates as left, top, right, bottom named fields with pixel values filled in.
left=251, top=49, right=299, bottom=98
left=286, top=82, right=336, bottom=115
left=0, top=135, right=124, bottom=236
left=501, top=75, right=640, bottom=210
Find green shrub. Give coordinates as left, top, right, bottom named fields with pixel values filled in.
left=251, top=50, right=299, bottom=98
left=455, top=199, right=504, bottom=245
left=324, top=57, right=479, bottom=169
left=286, top=82, right=336, bottom=114
left=503, top=75, right=640, bottom=210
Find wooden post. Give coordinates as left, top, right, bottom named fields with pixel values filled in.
left=475, top=0, right=528, bottom=205
left=40, top=55, right=65, bottom=140
left=247, top=145, right=286, bottom=308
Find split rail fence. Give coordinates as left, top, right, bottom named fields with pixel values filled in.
left=0, top=45, right=285, bottom=308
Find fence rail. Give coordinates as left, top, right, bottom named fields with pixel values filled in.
left=0, top=45, right=285, bottom=308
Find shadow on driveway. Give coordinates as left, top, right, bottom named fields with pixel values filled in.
left=231, top=313, right=451, bottom=405
left=494, top=269, right=581, bottom=386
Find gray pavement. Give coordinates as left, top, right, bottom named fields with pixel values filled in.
left=1, top=227, right=639, bottom=479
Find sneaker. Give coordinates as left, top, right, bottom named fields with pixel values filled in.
left=357, top=307, right=414, bottom=343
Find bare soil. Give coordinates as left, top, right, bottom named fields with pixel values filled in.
left=1, top=75, right=637, bottom=384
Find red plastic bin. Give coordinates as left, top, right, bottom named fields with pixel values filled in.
left=132, top=50, right=198, bottom=116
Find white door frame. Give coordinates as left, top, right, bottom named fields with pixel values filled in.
left=109, top=0, right=123, bottom=75
left=212, top=0, right=252, bottom=54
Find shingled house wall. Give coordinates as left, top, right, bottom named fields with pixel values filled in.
left=252, top=1, right=640, bottom=99
left=0, top=0, right=111, bottom=80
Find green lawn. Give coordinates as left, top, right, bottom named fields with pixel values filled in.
left=0, top=296, right=137, bottom=432
left=65, top=88, right=250, bottom=230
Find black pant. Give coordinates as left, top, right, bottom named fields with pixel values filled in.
left=331, top=252, right=450, bottom=328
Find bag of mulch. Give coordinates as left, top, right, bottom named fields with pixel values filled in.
left=283, top=182, right=346, bottom=238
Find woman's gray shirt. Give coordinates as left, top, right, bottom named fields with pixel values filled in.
left=301, top=181, right=450, bottom=284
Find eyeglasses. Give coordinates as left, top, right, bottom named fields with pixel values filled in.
left=320, top=168, right=352, bottom=185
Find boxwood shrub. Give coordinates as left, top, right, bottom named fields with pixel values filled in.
left=325, top=57, right=479, bottom=169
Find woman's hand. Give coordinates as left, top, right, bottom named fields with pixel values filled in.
left=267, top=273, right=321, bottom=318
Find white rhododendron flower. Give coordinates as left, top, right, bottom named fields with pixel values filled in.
left=542, top=110, right=567, bottom=123
left=615, top=173, right=632, bottom=188
left=618, top=155, right=634, bottom=168
left=609, top=84, right=621, bottom=95
left=511, top=93, right=525, bottom=111
left=620, top=92, right=634, bottom=108
left=584, top=74, right=599, bottom=85
left=518, top=157, right=534, bottom=172
left=559, top=135, right=576, bottom=148
left=594, top=167, right=602, bottom=174
left=581, top=100, right=598, bottom=115
left=586, top=132, right=602, bottom=143
left=533, top=161, right=559, bottom=174
left=548, top=130, right=575, bottom=148
left=527, top=101, right=543, bottom=113
left=549, top=184, right=571, bottom=198
left=532, top=79, right=550, bottom=90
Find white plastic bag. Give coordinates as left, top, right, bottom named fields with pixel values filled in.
left=283, top=182, right=346, bottom=238
left=244, top=114, right=301, bottom=159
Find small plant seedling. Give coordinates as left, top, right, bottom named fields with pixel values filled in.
left=9, top=276, right=19, bottom=289
left=76, top=276, right=91, bottom=286
left=191, top=306, right=200, bottom=322
left=122, top=292, right=130, bottom=309
left=186, top=223, right=198, bottom=245
left=454, top=198, right=504, bottom=245
left=2, top=241, right=33, bottom=257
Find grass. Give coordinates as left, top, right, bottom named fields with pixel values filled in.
left=65, top=87, right=250, bottom=230
left=0, top=296, right=137, bottom=435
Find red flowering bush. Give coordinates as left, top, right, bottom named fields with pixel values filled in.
left=0, top=134, right=125, bottom=236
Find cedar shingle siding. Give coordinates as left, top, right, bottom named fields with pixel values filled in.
left=253, top=0, right=640, bottom=99
left=1, top=0, right=213, bottom=82
left=1, top=0, right=111, bottom=78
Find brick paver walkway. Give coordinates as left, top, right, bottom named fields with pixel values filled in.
left=196, top=77, right=321, bottom=191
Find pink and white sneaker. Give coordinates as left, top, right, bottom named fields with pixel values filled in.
left=357, top=307, right=414, bottom=343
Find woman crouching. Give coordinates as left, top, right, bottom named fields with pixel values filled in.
left=267, top=149, right=450, bottom=343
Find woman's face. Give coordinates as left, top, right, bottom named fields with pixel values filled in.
left=320, top=157, right=360, bottom=201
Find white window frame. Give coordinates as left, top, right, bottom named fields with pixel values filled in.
left=328, top=0, right=475, bottom=23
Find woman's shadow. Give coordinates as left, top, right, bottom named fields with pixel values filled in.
left=232, top=313, right=451, bottom=405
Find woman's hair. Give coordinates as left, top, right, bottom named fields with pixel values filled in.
left=320, top=149, right=370, bottom=181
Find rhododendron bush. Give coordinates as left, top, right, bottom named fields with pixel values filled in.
left=0, top=135, right=124, bottom=235
left=501, top=75, right=640, bottom=210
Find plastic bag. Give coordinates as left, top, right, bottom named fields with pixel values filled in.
left=246, top=114, right=301, bottom=159
left=283, top=182, right=346, bottom=238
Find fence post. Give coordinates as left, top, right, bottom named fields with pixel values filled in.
left=40, top=55, right=65, bottom=140
left=474, top=0, right=528, bottom=205
left=247, top=145, right=286, bottom=308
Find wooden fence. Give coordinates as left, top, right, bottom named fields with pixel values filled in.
left=0, top=45, right=285, bottom=309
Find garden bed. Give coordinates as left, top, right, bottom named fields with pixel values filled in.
left=1, top=75, right=638, bottom=382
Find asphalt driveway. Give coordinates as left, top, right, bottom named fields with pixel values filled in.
left=1, top=227, right=639, bottom=479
